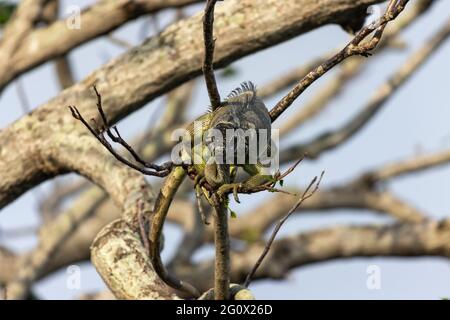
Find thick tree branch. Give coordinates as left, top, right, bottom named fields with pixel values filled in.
left=179, top=219, right=450, bottom=291
left=0, top=0, right=203, bottom=91
left=5, top=139, right=443, bottom=287
left=0, top=0, right=393, bottom=209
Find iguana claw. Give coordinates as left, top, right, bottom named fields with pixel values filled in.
left=233, top=184, right=241, bottom=203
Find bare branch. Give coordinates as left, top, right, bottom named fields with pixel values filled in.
left=356, top=148, right=450, bottom=186
left=281, top=17, right=450, bottom=162
left=244, top=172, right=324, bottom=287
left=168, top=200, right=205, bottom=268
left=232, top=188, right=427, bottom=241
left=211, top=195, right=230, bottom=300
left=107, top=33, right=134, bottom=49
left=0, top=0, right=46, bottom=91
left=0, top=0, right=398, bottom=209
left=0, top=0, right=204, bottom=91
left=39, top=179, right=90, bottom=221
left=202, top=0, right=222, bottom=110
left=14, top=78, right=31, bottom=113
left=5, top=189, right=107, bottom=300
left=148, top=167, right=200, bottom=298
left=42, top=0, right=75, bottom=90
left=258, top=58, right=325, bottom=99
left=178, top=219, right=450, bottom=291
left=263, top=0, right=436, bottom=137
left=269, top=0, right=410, bottom=122
left=54, top=56, right=75, bottom=90
left=69, top=86, right=174, bottom=177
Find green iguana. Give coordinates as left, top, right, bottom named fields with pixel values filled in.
left=149, top=81, right=277, bottom=297
left=184, top=81, right=275, bottom=203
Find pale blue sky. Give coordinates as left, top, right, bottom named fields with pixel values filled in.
left=1, top=0, right=450, bottom=299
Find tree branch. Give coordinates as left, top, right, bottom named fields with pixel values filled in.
left=0, top=0, right=203, bottom=91
left=5, top=188, right=107, bottom=300
left=202, top=0, right=222, bottom=110
left=179, top=219, right=450, bottom=291
left=269, top=0, right=410, bottom=122
left=281, top=17, right=450, bottom=162
left=148, top=167, right=200, bottom=298
left=0, top=0, right=394, bottom=209
left=244, top=172, right=323, bottom=287
left=211, top=195, right=230, bottom=299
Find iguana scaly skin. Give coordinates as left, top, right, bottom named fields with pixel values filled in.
left=149, top=81, right=275, bottom=297
left=185, top=81, right=275, bottom=200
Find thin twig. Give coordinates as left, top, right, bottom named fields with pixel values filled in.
left=216, top=156, right=304, bottom=197
left=202, top=0, right=221, bottom=110
left=0, top=225, right=37, bottom=239
left=107, top=33, right=134, bottom=49
left=168, top=199, right=205, bottom=268
left=280, top=16, right=450, bottom=162
left=269, top=0, right=410, bottom=122
left=244, top=171, right=324, bottom=287
left=15, top=78, right=31, bottom=113
left=69, top=86, right=174, bottom=177
left=39, top=179, right=89, bottom=221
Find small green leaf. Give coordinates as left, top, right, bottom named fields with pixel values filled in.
left=220, top=66, right=238, bottom=78
left=279, top=179, right=284, bottom=187
left=0, top=1, right=16, bottom=25
left=268, top=176, right=277, bottom=183
left=229, top=209, right=237, bottom=219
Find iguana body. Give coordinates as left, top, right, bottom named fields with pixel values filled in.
left=184, top=81, right=274, bottom=199
left=149, top=81, right=275, bottom=297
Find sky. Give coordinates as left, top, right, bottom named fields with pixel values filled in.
left=1, top=0, right=450, bottom=299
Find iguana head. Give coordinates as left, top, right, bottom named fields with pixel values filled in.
left=206, top=81, right=272, bottom=166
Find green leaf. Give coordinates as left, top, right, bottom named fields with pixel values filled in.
left=0, top=1, right=16, bottom=26
left=279, top=179, right=284, bottom=187
left=229, top=209, right=237, bottom=219
left=220, top=66, right=238, bottom=78
left=267, top=176, right=277, bottom=184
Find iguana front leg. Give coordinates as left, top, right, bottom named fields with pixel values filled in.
left=216, top=163, right=275, bottom=203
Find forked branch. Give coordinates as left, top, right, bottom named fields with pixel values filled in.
left=244, top=171, right=324, bottom=287
left=69, top=86, right=174, bottom=177
left=269, top=0, right=410, bottom=122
